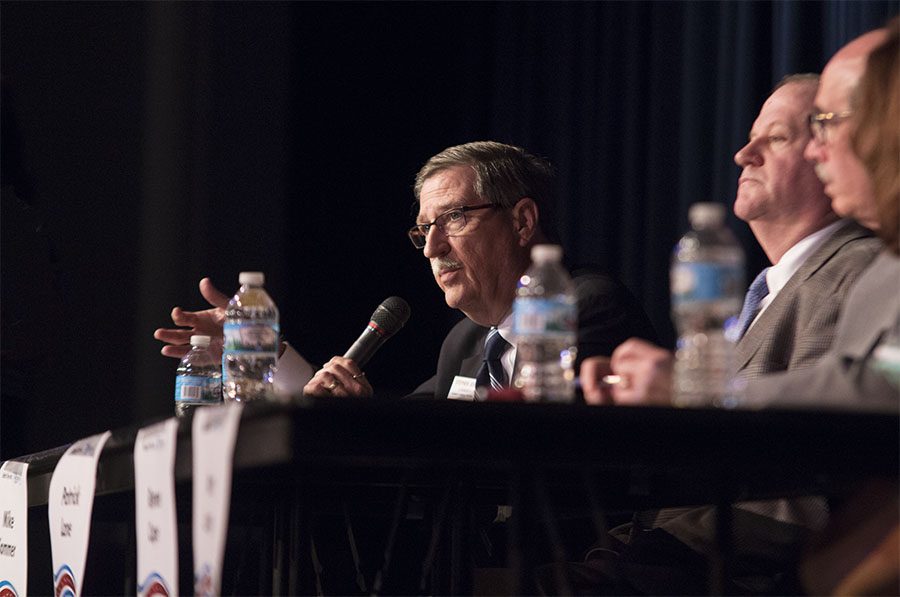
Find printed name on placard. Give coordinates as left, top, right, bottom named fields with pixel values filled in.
left=62, top=485, right=81, bottom=505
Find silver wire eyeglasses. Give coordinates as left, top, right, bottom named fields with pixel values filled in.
left=808, top=110, right=854, bottom=143
left=407, top=203, right=498, bottom=249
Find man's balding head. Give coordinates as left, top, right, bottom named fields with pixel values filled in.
left=804, top=28, right=889, bottom=229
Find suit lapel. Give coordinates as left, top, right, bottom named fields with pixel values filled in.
left=463, top=325, right=489, bottom=377
left=735, top=221, right=872, bottom=372
left=460, top=351, right=485, bottom=378
left=436, top=323, right=489, bottom=399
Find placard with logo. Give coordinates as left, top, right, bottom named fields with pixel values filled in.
left=192, top=404, right=243, bottom=597
left=0, top=460, right=29, bottom=597
left=134, top=418, right=179, bottom=597
left=48, top=430, right=112, bottom=597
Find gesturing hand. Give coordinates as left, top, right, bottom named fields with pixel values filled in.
left=153, top=278, right=229, bottom=360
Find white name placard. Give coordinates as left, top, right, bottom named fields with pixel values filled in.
left=192, top=404, right=243, bottom=596
left=0, top=460, right=29, bottom=597
left=448, top=375, right=477, bottom=400
left=48, top=430, right=112, bottom=597
left=134, top=418, right=179, bottom=597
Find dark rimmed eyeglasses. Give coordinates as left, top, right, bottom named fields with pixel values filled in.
left=407, top=203, right=498, bottom=249
left=808, top=110, right=854, bottom=144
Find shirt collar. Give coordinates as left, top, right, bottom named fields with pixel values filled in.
left=765, top=219, right=846, bottom=298
left=496, top=311, right=515, bottom=345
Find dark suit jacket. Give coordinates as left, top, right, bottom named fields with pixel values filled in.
left=410, top=271, right=657, bottom=399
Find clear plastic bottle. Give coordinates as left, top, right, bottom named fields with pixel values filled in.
left=670, top=203, right=745, bottom=407
left=174, top=335, right=223, bottom=417
left=512, top=244, right=578, bottom=402
left=222, top=271, right=280, bottom=402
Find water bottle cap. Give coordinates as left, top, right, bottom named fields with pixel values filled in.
left=239, top=271, right=265, bottom=285
left=688, top=203, right=726, bottom=228
left=531, top=244, right=563, bottom=264
left=190, top=335, right=211, bottom=347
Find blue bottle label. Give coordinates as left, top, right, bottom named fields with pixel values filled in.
left=175, top=376, right=221, bottom=404
left=671, top=262, right=742, bottom=304
left=223, top=322, right=280, bottom=353
left=513, top=297, right=577, bottom=338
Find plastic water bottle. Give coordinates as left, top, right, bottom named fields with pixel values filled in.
left=174, top=335, right=223, bottom=417
left=512, top=244, right=578, bottom=402
left=222, top=271, right=280, bottom=402
left=670, top=203, right=745, bottom=407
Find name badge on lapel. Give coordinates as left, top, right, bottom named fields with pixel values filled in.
left=448, top=376, right=477, bottom=400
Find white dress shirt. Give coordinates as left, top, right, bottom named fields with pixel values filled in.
left=496, top=311, right=517, bottom=382
left=749, top=219, right=846, bottom=331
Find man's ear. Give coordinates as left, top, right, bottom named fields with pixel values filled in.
left=511, top=197, right=539, bottom=246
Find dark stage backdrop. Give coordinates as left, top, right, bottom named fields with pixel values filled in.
left=1, top=1, right=894, bottom=457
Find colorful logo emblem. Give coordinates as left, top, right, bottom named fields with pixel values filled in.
left=194, top=563, right=213, bottom=597
left=54, top=565, right=76, bottom=597
left=0, top=580, right=19, bottom=597
left=138, top=572, right=170, bottom=597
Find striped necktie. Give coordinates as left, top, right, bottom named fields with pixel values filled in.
left=735, top=267, right=770, bottom=340
left=475, top=327, right=510, bottom=394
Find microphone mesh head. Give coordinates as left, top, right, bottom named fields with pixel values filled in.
left=371, top=296, right=411, bottom=338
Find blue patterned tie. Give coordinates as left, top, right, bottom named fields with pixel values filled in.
left=735, top=267, right=770, bottom=340
left=475, top=327, right=510, bottom=393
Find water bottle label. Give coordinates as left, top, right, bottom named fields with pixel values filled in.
left=175, top=376, right=221, bottom=403
left=671, top=262, right=742, bottom=304
left=513, top=297, right=576, bottom=338
left=223, top=322, right=280, bottom=353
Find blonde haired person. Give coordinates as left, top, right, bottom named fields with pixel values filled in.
left=851, top=16, right=900, bottom=255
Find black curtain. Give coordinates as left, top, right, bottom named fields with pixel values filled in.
left=1, top=1, right=894, bottom=457
left=478, top=1, right=895, bottom=342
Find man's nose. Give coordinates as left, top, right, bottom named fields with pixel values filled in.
left=734, top=139, right=762, bottom=168
left=423, top=226, right=449, bottom=258
left=803, top=136, right=824, bottom=164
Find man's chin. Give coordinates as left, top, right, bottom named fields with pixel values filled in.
left=442, top=291, right=462, bottom=310
left=831, top=194, right=878, bottom=229
left=829, top=190, right=854, bottom=218
left=734, top=187, right=765, bottom=214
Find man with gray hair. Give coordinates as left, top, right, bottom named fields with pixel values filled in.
left=303, top=141, right=657, bottom=398
left=156, top=141, right=658, bottom=400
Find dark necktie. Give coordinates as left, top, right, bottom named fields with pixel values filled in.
left=475, top=327, right=510, bottom=393
left=735, top=267, right=770, bottom=340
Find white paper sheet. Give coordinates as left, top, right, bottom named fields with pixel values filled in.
left=192, top=403, right=243, bottom=596
left=0, top=460, right=29, bottom=597
left=48, top=430, right=112, bottom=597
left=134, top=418, right=180, bottom=597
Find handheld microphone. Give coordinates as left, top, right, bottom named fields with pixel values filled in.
left=343, top=296, right=411, bottom=368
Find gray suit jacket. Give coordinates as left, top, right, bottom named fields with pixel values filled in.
left=737, top=220, right=882, bottom=378
left=649, top=222, right=883, bottom=590
left=746, top=248, right=900, bottom=410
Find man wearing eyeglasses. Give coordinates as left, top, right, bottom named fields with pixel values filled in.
left=566, top=26, right=894, bottom=596
left=581, top=28, right=893, bottom=409
left=302, top=141, right=657, bottom=398
left=803, top=37, right=882, bottom=234
left=156, top=141, right=657, bottom=400
left=743, top=25, right=897, bottom=408
left=560, top=74, right=880, bottom=596
left=581, top=74, right=881, bottom=406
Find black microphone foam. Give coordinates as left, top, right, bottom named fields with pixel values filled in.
left=343, top=296, right=411, bottom=368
